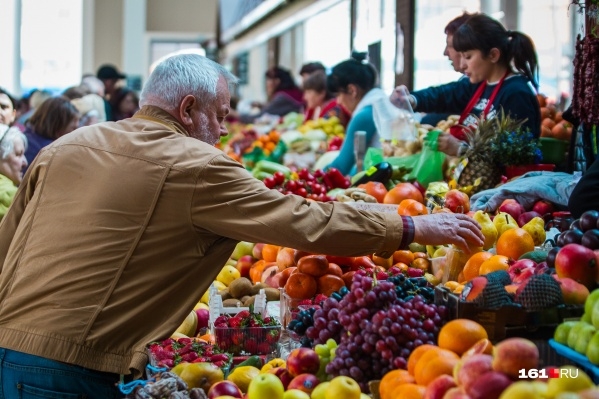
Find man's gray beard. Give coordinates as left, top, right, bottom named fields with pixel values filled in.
left=195, top=112, right=216, bottom=145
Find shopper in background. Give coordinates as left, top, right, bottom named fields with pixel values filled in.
left=302, top=70, right=350, bottom=126
left=108, top=87, right=139, bottom=121
left=299, top=61, right=326, bottom=83
left=97, top=64, right=127, bottom=121
left=0, top=125, right=27, bottom=221
left=71, top=94, right=107, bottom=127
left=0, top=88, right=17, bottom=126
left=15, top=89, right=52, bottom=128
left=0, top=54, right=483, bottom=398
left=23, top=96, right=79, bottom=167
left=324, top=52, right=388, bottom=175
left=238, top=66, right=304, bottom=123
left=391, top=13, right=541, bottom=156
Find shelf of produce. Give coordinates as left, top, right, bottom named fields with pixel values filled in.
left=549, top=339, right=599, bottom=383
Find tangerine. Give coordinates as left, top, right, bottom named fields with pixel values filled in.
left=414, top=348, right=459, bottom=385
left=383, top=183, right=424, bottom=205
left=438, top=319, right=488, bottom=356
left=478, top=254, right=511, bottom=275
left=462, top=251, right=493, bottom=281
left=358, top=181, right=388, bottom=203
left=389, top=383, right=426, bottom=399
left=262, top=244, right=281, bottom=262
left=379, top=369, right=415, bottom=399
left=393, top=250, right=415, bottom=265
left=407, top=344, right=438, bottom=375
left=398, top=199, right=429, bottom=216
left=284, top=272, right=317, bottom=299
left=495, top=228, right=535, bottom=260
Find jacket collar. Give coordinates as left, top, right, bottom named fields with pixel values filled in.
left=133, top=106, right=190, bottom=137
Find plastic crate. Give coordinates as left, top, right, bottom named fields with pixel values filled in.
left=549, top=339, right=599, bottom=383
left=280, top=290, right=321, bottom=329
left=434, top=286, right=584, bottom=341
left=214, top=325, right=281, bottom=355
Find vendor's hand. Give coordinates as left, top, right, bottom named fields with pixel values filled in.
left=390, top=85, right=414, bottom=108
left=437, top=133, right=462, bottom=156
left=411, top=213, right=484, bottom=253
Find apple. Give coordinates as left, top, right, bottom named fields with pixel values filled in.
left=498, top=200, right=525, bottom=221
left=247, top=373, right=285, bottom=399
left=286, top=348, right=320, bottom=377
left=517, top=211, right=543, bottom=227
left=532, top=200, right=555, bottom=217
left=283, top=389, right=311, bottom=399
left=310, top=382, right=330, bottom=399
left=553, top=275, right=590, bottom=305
left=508, top=259, right=536, bottom=284
left=555, top=244, right=598, bottom=289
left=466, top=371, right=512, bottom=399
left=287, top=373, right=320, bottom=394
left=235, top=255, right=255, bottom=279
left=325, top=376, right=361, bottom=399
left=266, top=367, right=294, bottom=389
left=208, top=381, right=243, bottom=399
left=195, top=308, right=210, bottom=334
left=444, top=189, right=470, bottom=214
left=252, top=243, right=265, bottom=260
left=231, top=241, right=255, bottom=261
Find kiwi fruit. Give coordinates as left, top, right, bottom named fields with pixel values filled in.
left=243, top=296, right=256, bottom=307
left=218, top=288, right=232, bottom=301
left=228, top=277, right=253, bottom=299
left=222, top=298, right=242, bottom=307
left=240, top=295, right=251, bottom=304
left=250, top=282, right=269, bottom=296
left=263, top=287, right=281, bottom=301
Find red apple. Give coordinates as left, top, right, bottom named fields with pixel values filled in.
left=444, top=189, right=470, bottom=213
left=266, top=367, right=294, bottom=389
left=207, top=381, right=243, bottom=399
left=555, top=244, right=598, bottom=289
left=532, top=200, right=555, bottom=217
left=286, top=348, right=320, bottom=377
left=195, top=308, right=210, bottom=334
left=235, top=255, right=255, bottom=279
left=517, top=211, right=543, bottom=227
left=508, top=259, right=536, bottom=284
left=553, top=275, right=590, bottom=305
left=287, top=373, right=320, bottom=394
left=498, top=200, right=525, bottom=221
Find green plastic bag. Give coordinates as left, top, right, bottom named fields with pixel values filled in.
left=411, top=130, right=446, bottom=186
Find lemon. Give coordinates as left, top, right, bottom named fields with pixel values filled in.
left=227, top=365, right=260, bottom=393
left=216, top=266, right=240, bottom=286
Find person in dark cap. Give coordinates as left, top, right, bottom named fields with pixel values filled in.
left=96, top=64, right=127, bottom=121
left=299, top=61, right=326, bottom=83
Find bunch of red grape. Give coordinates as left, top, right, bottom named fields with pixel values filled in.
left=263, top=168, right=350, bottom=201
left=308, top=270, right=447, bottom=392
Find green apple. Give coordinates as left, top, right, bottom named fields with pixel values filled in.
left=325, top=376, right=361, bottom=399
left=591, top=300, right=599, bottom=330
left=585, top=289, right=599, bottom=315
left=311, top=382, right=330, bottom=399
left=231, top=241, right=255, bottom=261
left=247, top=373, right=284, bottom=399
left=554, top=321, right=578, bottom=345
left=574, top=323, right=596, bottom=354
left=567, top=322, right=592, bottom=349
left=282, top=389, right=310, bottom=399
left=586, top=331, right=599, bottom=365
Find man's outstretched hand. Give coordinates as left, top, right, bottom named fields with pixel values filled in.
left=411, top=213, right=484, bottom=253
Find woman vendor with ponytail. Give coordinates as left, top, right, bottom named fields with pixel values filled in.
left=391, top=13, right=541, bottom=156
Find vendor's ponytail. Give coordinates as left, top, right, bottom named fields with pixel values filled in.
left=327, top=51, right=378, bottom=94
left=508, top=31, right=539, bottom=90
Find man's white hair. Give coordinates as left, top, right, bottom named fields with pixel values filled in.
left=0, top=126, right=28, bottom=160
left=140, top=54, right=238, bottom=112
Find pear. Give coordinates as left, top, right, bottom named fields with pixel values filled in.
left=493, top=212, right=519, bottom=236
left=473, top=211, right=498, bottom=250
left=522, top=217, right=546, bottom=246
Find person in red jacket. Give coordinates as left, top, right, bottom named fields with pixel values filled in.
left=302, top=71, right=350, bottom=127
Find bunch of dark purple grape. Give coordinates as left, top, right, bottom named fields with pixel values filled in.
left=548, top=210, right=599, bottom=267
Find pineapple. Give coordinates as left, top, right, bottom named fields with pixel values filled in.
left=455, top=111, right=525, bottom=193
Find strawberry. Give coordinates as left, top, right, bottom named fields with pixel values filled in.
left=376, top=271, right=389, bottom=280
left=228, top=317, right=243, bottom=328
left=248, top=318, right=261, bottom=328
left=298, top=299, right=313, bottom=306
left=181, top=352, right=198, bottom=363
left=210, top=354, right=229, bottom=363
left=152, top=347, right=175, bottom=361
left=177, top=337, right=192, bottom=346
left=214, top=315, right=229, bottom=327
left=263, top=317, right=273, bottom=325
left=313, top=294, right=328, bottom=305
left=178, top=344, right=193, bottom=355
left=257, top=342, right=271, bottom=354
left=236, top=310, right=251, bottom=319
left=266, top=329, right=280, bottom=344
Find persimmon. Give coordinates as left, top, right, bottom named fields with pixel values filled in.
left=297, top=255, right=329, bottom=277
left=383, top=183, right=424, bottom=205
left=542, top=118, right=556, bottom=129
left=278, top=266, right=297, bottom=288
left=341, top=271, right=356, bottom=287
left=540, top=107, right=551, bottom=120
left=358, top=181, right=388, bottom=203
left=284, top=272, right=317, bottom=299
left=327, top=263, right=343, bottom=277
left=398, top=199, right=429, bottom=216
left=316, top=274, right=345, bottom=296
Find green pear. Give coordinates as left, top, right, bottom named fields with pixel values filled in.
left=587, top=330, right=599, bottom=365
left=230, top=241, right=255, bottom=261
left=574, top=323, right=596, bottom=354
left=493, top=212, right=519, bottom=236
left=473, top=210, right=498, bottom=250
left=567, top=321, right=593, bottom=349
left=554, top=321, right=578, bottom=345
left=585, top=289, right=599, bottom=316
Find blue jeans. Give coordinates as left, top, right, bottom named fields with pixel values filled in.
left=0, top=348, right=121, bottom=399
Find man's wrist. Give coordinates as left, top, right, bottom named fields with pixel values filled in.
left=398, top=216, right=415, bottom=249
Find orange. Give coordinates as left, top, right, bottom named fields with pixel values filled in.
left=383, top=183, right=424, bottom=205
left=495, top=228, right=535, bottom=260
left=393, top=250, right=415, bottom=265
left=407, top=344, right=438, bottom=375
left=462, top=251, right=493, bottom=281
left=478, top=254, right=511, bottom=275
left=379, top=369, right=415, bottom=399
left=389, top=383, right=426, bottom=399
left=438, top=319, right=488, bottom=356
left=414, top=348, right=459, bottom=386
left=262, top=244, right=281, bottom=262
left=398, top=199, right=429, bottom=216
left=542, top=118, right=556, bottom=129
left=411, top=257, right=430, bottom=272
left=358, top=181, right=388, bottom=203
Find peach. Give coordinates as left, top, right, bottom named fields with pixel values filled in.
left=466, top=371, right=512, bottom=399
left=457, top=354, right=493, bottom=391
left=276, top=247, right=298, bottom=271
left=442, top=387, right=471, bottom=399
left=424, top=375, right=457, bottom=399
left=286, top=373, right=320, bottom=394
left=286, top=348, right=320, bottom=377
left=492, top=338, right=539, bottom=379
left=261, top=265, right=280, bottom=287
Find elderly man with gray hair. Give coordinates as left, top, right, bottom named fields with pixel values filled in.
left=0, top=125, right=27, bottom=220
left=0, top=55, right=482, bottom=397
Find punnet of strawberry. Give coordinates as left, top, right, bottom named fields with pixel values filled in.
left=147, top=337, right=231, bottom=370
left=213, top=309, right=281, bottom=355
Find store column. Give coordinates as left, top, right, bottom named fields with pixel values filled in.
left=0, top=0, right=21, bottom=95
left=123, top=0, right=146, bottom=90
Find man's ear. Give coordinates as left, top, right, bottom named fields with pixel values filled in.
left=178, top=95, right=196, bottom=125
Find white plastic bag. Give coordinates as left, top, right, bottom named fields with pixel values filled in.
left=372, top=89, right=416, bottom=142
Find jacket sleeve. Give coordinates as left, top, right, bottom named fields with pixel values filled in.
left=190, top=153, right=405, bottom=258
left=326, top=106, right=377, bottom=176
left=412, top=79, right=478, bottom=114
